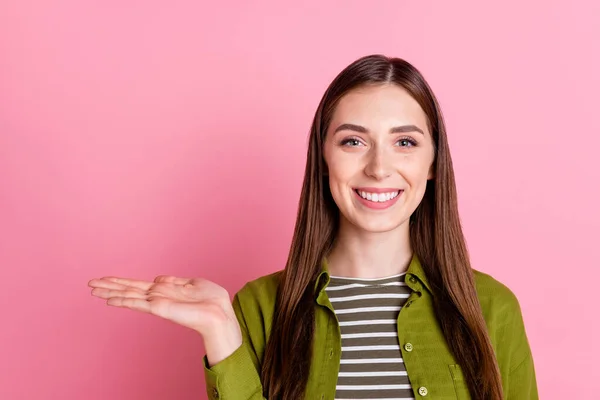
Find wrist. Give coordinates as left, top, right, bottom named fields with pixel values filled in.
left=201, top=319, right=242, bottom=367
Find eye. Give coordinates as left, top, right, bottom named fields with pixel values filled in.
left=397, top=137, right=417, bottom=147
left=340, top=138, right=363, bottom=147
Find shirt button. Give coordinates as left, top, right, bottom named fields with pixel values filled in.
left=212, top=388, right=219, bottom=399
left=404, top=342, right=413, bottom=352
left=418, top=386, right=428, bottom=396
left=409, top=276, right=417, bottom=284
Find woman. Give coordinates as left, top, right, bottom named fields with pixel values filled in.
left=89, top=55, right=538, bottom=400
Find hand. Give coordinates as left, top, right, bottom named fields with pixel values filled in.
left=88, top=275, right=242, bottom=365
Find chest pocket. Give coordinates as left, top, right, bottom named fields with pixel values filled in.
left=449, top=364, right=471, bottom=400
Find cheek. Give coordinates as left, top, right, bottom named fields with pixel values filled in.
left=327, top=157, right=355, bottom=185
left=326, top=166, right=356, bottom=209
left=326, top=176, right=347, bottom=213
left=327, top=174, right=349, bottom=203
left=399, top=163, right=426, bottom=184
left=402, top=155, right=434, bottom=181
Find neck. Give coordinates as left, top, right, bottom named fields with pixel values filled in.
left=326, top=217, right=413, bottom=279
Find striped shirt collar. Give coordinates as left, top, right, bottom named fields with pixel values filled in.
left=313, top=252, right=433, bottom=297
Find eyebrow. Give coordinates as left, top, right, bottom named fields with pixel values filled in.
left=333, top=123, right=424, bottom=135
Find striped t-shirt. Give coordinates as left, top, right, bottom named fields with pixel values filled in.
left=325, top=272, right=415, bottom=400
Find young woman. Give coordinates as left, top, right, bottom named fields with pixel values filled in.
left=89, top=55, right=538, bottom=400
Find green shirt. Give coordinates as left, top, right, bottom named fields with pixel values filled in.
left=204, top=254, right=538, bottom=399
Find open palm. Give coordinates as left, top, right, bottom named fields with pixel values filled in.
left=88, top=275, right=236, bottom=336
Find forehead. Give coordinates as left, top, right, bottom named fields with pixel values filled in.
left=330, top=84, right=429, bottom=134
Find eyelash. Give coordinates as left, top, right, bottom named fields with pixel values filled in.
left=339, top=136, right=418, bottom=148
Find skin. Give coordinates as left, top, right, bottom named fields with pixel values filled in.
left=323, top=83, right=435, bottom=279
left=88, top=83, right=435, bottom=367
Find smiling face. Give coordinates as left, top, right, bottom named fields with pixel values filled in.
left=323, top=83, right=436, bottom=233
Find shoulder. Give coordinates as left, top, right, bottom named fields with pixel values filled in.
left=472, top=268, right=525, bottom=333
left=236, top=270, right=282, bottom=305
left=472, top=269, right=522, bottom=316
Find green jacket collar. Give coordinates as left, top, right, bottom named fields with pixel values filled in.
left=313, top=252, right=433, bottom=297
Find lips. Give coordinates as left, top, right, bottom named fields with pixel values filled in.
left=353, top=188, right=404, bottom=209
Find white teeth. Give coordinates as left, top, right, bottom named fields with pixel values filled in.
left=358, top=190, right=400, bottom=203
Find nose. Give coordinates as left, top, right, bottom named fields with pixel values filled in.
left=364, top=147, right=393, bottom=180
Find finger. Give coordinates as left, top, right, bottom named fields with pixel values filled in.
left=107, top=297, right=152, bottom=313
left=88, top=279, right=146, bottom=292
left=100, top=277, right=153, bottom=291
left=147, top=282, right=187, bottom=298
left=91, top=287, right=152, bottom=300
left=107, top=296, right=174, bottom=319
left=153, top=275, right=192, bottom=285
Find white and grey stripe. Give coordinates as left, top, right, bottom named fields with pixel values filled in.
left=326, top=272, right=415, bottom=400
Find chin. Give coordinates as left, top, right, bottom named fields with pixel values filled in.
left=356, top=219, right=404, bottom=233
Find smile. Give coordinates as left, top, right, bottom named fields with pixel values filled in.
left=353, top=189, right=403, bottom=210
left=354, top=189, right=401, bottom=202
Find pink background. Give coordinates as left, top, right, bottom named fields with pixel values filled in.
left=1, top=1, right=598, bottom=399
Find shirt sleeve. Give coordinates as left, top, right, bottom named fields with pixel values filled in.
left=503, top=296, right=539, bottom=400
left=203, top=293, right=266, bottom=400
left=506, top=348, right=538, bottom=399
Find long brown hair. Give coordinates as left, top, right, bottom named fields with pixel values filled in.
left=261, top=55, right=503, bottom=400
